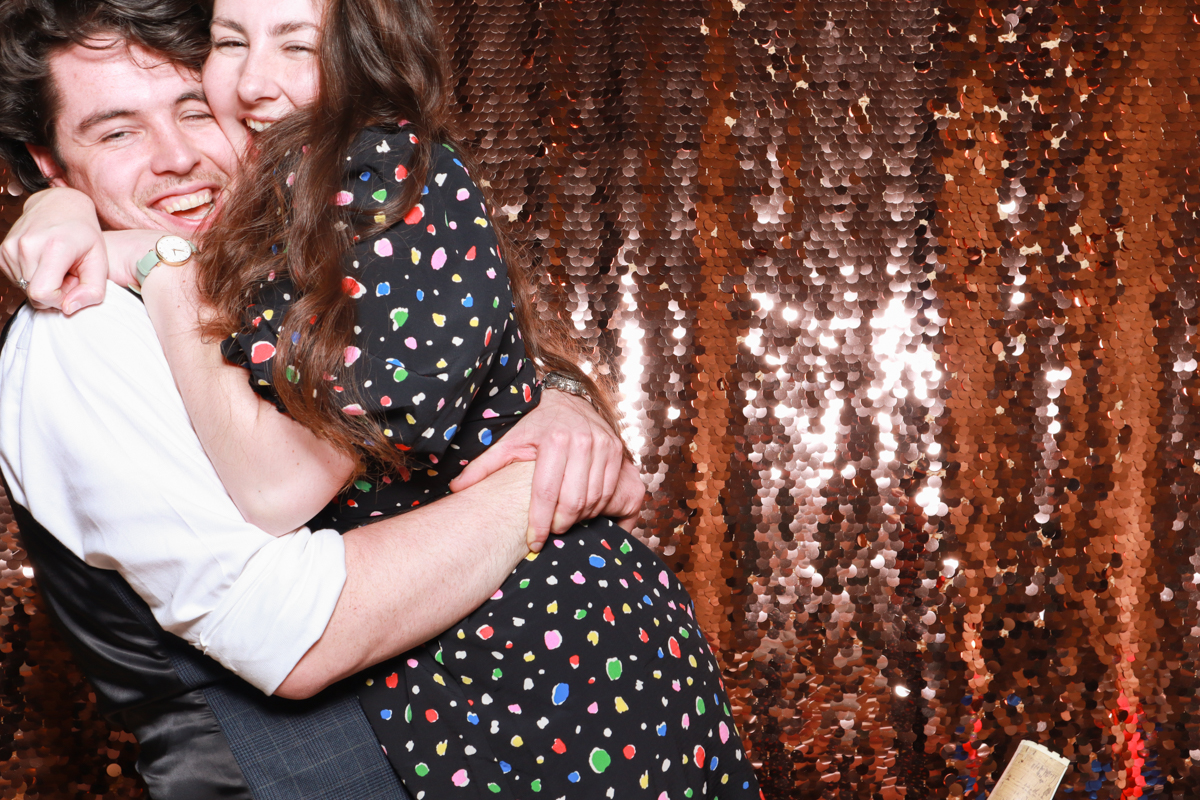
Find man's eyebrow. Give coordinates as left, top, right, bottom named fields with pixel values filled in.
left=75, top=91, right=207, bottom=137
left=177, top=90, right=208, bottom=106
left=77, top=108, right=134, bottom=135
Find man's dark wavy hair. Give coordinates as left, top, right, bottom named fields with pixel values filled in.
left=0, top=0, right=211, bottom=192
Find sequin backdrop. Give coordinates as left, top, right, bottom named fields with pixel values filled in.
left=2, top=0, right=1199, bottom=797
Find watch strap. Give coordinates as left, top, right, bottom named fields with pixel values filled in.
left=542, top=371, right=592, bottom=403
left=130, top=249, right=160, bottom=294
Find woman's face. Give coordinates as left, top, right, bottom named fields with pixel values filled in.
left=203, top=0, right=322, bottom=154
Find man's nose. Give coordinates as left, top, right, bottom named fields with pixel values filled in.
left=149, top=125, right=204, bottom=176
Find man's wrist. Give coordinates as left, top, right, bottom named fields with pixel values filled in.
left=542, top=371, right=592, bottom=404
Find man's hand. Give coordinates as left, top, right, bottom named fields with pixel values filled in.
left=449, top=389, right=645, bottom=550
left=0, top=188, right=109, bottom=314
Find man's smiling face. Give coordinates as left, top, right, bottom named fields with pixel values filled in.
left=27, top=40, right=235, bottom=236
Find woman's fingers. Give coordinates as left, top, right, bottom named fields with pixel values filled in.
left=1, top=187, right=106, bottom=311
left=61, top=243, right=110, bottom=314
left=24, top=236, right=109, bottom=314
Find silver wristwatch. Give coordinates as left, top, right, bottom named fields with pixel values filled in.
left=542, top=371, right=592, bottom=403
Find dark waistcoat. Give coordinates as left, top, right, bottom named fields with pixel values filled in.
left=1, top=311, right=409, bottom=800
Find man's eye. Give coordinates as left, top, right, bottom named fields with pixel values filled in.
left=101, top=131, right=130, bottom=143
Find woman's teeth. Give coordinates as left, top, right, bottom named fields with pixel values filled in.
left=160, top=189, right=215, bottom=217
left=245, top=119, right=273, bottom=132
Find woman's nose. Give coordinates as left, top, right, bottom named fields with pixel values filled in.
left=237, top=52, right=281, bottom=108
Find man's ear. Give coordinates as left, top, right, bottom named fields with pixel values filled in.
left=25, top=144, right=69, bottom=188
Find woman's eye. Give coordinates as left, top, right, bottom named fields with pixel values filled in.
left=213, top=38, right=246, bottom=50
left=285, top=44, right=314, bottom=54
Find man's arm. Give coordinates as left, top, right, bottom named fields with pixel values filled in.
left=276, top=462, right=535, bottom=699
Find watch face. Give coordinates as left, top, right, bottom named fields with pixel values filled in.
left=156, top=235, right=193, bottom=266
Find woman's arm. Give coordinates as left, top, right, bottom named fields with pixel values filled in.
left=137, top=258, right=354, bottom=535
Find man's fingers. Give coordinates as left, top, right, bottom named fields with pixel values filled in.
left=581, top=442, right=611, bottom=520
left=605, top=460, right=646, bottom=524
left=597, top=454, right=622, bottom=518
left=448, top=443, right=517, bottom=493
left=526, top=444, right=569, bottom=551
left=548, top=440, right=591, bottom=535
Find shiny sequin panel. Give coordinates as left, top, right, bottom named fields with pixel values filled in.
left=3, top=1, right=1200, bottom=797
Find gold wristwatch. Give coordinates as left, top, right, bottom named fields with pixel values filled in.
left=131, top=235, right=194, bottom=293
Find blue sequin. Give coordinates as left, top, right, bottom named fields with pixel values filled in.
left=589, top=555, right=606, bottom=568
left=376, top=282, right=391, bottom=296
left=380, top=709, right=392, bottom=720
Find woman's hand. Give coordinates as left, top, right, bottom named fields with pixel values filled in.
left=448, top=389, right=646, bottom=551
left=0, top=188, right=109, bottom=313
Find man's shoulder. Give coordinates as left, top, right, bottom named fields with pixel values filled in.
left=2, top=285, right=160, bottom=381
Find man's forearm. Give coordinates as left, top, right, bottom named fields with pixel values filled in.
left=275, top=462, right=534, bottom=699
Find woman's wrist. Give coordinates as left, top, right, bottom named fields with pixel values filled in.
left=23, top=186, right=94, bottom=216
left=103, top=229, right=166, bottom=291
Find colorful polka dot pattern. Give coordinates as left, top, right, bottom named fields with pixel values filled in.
left=221, top=126, right=541, bottom=529
left=358, top=519, right=762, bottom=799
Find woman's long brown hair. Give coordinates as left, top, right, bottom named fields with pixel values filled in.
left=195, top=0, right=623, bottom=480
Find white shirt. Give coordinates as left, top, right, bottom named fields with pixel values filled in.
left=0, top=284, right=346, bottom=695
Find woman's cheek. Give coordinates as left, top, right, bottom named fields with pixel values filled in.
left=203, top=64, right=251, bottom=154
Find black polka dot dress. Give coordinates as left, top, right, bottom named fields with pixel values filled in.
left=224, top=125, right=761, bottom=800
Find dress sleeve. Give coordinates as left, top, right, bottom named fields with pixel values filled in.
left=219, top=278, right=294, bottom=415
left=337, top=130, right=520, bottom=463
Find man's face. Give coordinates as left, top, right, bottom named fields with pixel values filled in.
left=27, top=41, right=236, bottom=236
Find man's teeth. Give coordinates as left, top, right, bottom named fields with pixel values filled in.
left=161, top=189, right=214, bottom=214
left=246, top=119, right=273, bottom=132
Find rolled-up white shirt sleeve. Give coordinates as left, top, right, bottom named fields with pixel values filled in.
left=0, top=286, right=345, bottom=694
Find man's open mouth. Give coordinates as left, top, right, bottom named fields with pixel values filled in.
left=154, top=189, right=216, bottom=221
